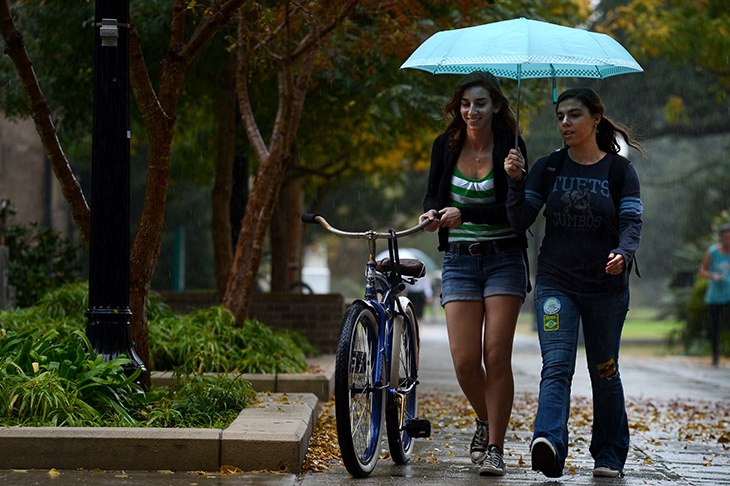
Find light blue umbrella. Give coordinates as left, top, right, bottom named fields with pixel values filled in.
left=401, top=17, right=643, bottom=147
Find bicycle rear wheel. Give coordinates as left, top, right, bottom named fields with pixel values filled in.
left=386, top=298, right=419, bottom=465
left=335, top=302, right=384, bottom=477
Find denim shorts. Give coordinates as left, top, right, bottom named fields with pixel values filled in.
left=440, top=247, right=527, bottom=306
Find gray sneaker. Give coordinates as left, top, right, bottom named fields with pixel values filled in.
left=479, top=444, right=505, bottom=476
left=593, top=466, right=621, bottom=478
left=469, top=418, right=489, bottom=464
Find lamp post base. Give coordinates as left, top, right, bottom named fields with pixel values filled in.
left=85, top=307, right=147, bottom=378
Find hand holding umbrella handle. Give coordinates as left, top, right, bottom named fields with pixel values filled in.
left=505, top=149, right=526, bottom=181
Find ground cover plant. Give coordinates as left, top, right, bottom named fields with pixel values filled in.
left=0, top=282, right=318, bottom=427
left=0, top=327, right=257, bottom=427
left=1, top=281, right=318, bottom=373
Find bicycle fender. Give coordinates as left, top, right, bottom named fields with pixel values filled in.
left=350, top=299, right=382, bottom=337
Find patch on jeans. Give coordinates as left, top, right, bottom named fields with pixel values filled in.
left=597, top=358, right=617, bottom=378
left=543, top=297, right=561, bottom=315
left=543, top=314, right=559, bottom=331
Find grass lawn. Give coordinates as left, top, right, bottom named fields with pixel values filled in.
left=622, top=307, right=683, bottom=340
left=515, top=307, right=686, bottom=356
left=517, top=307, right=680, bottom=339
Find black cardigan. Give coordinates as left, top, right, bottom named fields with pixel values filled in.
left=422, top=128, right=529, bottom=251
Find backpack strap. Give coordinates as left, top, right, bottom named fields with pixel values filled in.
left=541, top=148, right=568, bottom=202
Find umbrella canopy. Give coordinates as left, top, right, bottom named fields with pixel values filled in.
left=401, top=17, right=643, bottom=146
left=400, top=17, right=643, bottom=80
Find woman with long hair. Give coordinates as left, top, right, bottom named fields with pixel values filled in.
left=419, top=71, right=529, bottom=476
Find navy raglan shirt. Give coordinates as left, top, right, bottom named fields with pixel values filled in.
left=507, top=152, right=642, bottom=297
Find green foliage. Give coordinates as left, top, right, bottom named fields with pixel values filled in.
left=0, top=328, right=149, bottom=427
left=667, top=212, right=730, bottom=356
left=666, top=278, right=717, bottom=355
left=0, top=326, right=257, bottom=428
left=144, top=372, right=256, bottom=428
left=149, top=306, right=316, bottom=374
left=0, top=282, right=274, bottom=428
left=5, top=221, right=82, bottom=308
left=1, top=282, right=318, bottom=375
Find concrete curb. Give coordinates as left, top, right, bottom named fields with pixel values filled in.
left=0, top=356, right=336, bottom=473
left=150, top=354, right=336, bottom=402
left=0, top=393, right=317, bottom=473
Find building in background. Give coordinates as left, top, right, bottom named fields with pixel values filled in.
left=0, top=113, right=76, bottom=241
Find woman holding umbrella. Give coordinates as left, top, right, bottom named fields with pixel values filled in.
left=504, top=87, right=643, bottom=478
left=419, top=71, right=529, bottom=476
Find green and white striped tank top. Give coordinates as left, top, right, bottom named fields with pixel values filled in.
left=448, top=165, right=515, bottom=244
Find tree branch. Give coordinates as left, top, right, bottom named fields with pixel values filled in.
left=129, top=15, right=171, bottom=141
left=180, top=0, right=248, bottom=62
left=291, top=0, right=359, bottom=60
left=236, top=13, right=269, bottom=161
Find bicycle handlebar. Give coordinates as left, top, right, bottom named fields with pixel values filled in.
left=302, top=213, right=432, bottom=240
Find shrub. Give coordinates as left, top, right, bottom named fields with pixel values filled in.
left=668, top=277, right=729, bottom=356
left=149, top=306, right=316, bottom=374
left=5, top=221, right=82, bottom=308
left=1, top=281, right=319, bottom=374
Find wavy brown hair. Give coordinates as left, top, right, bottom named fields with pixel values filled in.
left=557, top=87, right=645, bottom=156
left=442, top=71, right=518, bottom=152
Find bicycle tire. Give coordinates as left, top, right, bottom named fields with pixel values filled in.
left=386, top=298, right=419, bottom=465
left=288, top=281, right=314, bottom=294
left=335, top=302, right=385, bottom=478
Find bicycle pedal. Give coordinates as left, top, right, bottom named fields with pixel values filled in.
left=405, top=418, right=431, bottom=438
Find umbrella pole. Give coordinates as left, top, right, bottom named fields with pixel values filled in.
left=514, top=70, right=521, bottom=150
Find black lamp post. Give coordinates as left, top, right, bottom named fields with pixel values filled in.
left=85, top=0, right=145, bottom=377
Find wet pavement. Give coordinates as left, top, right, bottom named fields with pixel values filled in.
left=2, top=315, right=730, bottom=485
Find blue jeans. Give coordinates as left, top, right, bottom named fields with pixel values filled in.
left=532, top=285, right=630, bottom=473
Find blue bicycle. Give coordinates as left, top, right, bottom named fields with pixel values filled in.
left=302, top=214, right=432, bottom=477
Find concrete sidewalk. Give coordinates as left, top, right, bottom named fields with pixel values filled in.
left=295, top=318, right=730, bottom=485
left=2, top=316, right=730, bottom=485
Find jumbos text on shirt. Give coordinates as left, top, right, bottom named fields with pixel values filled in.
left=550, top=175, right=610, bottom=230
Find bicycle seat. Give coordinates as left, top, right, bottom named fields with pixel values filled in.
left=376, top=258, right=426, bottom=278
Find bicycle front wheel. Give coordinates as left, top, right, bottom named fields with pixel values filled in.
left=386, top=298, right=419, bottom=465
left=335, top=302, right=384, bottom=478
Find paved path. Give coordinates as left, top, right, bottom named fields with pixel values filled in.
left=3, top=316, right=729, bottom=485
left=297, top=317, right=730, bottom=485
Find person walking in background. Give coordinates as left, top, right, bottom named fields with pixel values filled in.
left=504, top=87, right=643, bottom=479
left=419, top=71, right=529, bottom=476
left=405, top=274, right=433, bottom=319
left=699, top=224, right=730, bottom=366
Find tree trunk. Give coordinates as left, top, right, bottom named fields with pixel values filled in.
left=224, top=149, right=292, bottom=321
left=270, top=176, right=305, bottom=292
left=0, top=0, right=91, bottom=248
left=224, top=44, right=317, bottom=323
left=270, top=178, right=289, bottom=293
left=211, top=54, right=237, bottom=298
